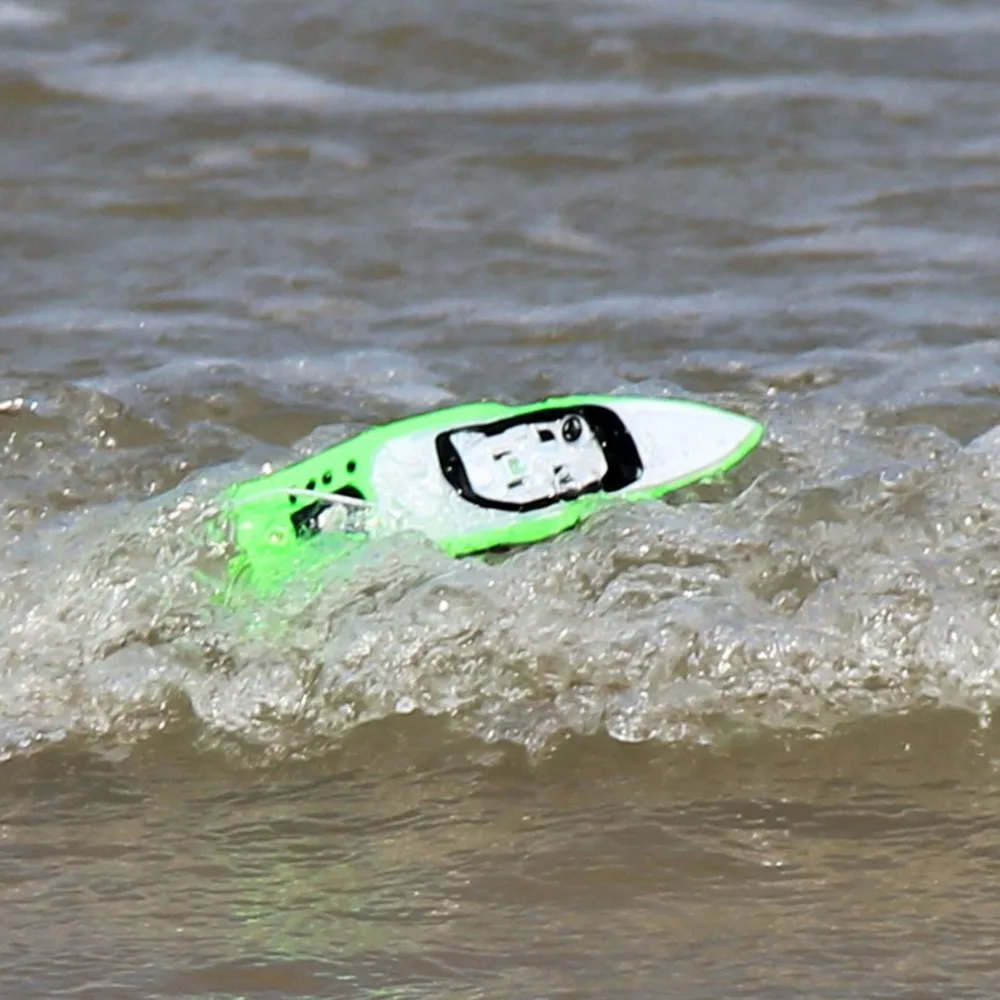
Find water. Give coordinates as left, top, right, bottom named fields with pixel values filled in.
left=3, top=0, right=1000, bottom=995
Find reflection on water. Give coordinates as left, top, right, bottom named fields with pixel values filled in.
left=4, top=715, right=1000, bottom=998
left=3, top=0, right=1000, bottom=996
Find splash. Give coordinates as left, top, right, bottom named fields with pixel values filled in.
left=2, top=394, right=1000, bottom=764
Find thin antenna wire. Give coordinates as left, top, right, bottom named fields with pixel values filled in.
left=228, top=487, right=374, bottom=512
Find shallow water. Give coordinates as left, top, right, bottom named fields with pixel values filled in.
left=3, top=0, right=1000, bottom=996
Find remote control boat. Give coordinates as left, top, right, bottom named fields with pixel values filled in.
left=223, top=395, right=763, bottom=592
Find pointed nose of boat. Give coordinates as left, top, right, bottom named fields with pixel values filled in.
left=608, top=398, right=763, bottom=485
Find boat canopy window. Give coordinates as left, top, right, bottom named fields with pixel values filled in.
left=436, top=405, right=643, bottom=512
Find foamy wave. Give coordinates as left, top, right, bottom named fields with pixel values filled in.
left=4, top=390, right=1000, bottom=762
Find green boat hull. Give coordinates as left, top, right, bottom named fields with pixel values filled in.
left=222, top=395, right=763, bottom=595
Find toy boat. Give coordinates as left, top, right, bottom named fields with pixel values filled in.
left=223, top=395, right=763, bottom=592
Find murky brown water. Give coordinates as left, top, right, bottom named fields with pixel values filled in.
left=4, top=0, right=1000, bottom=996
